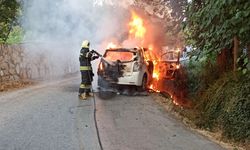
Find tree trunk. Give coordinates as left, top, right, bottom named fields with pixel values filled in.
left=233, top=36, right=239, bottom=72
left=217, top=48, right=225, bottom=73
left=248, top=43, right=250, bottom=59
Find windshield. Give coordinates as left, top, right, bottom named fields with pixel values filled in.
left=161, top=52, right=179, bottom=61
left=105, top=51, right=135, bottom=62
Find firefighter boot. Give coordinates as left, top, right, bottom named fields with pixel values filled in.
left=86, top=92, right=94, bottom=97
left=79, top=93, right=87, bottom=100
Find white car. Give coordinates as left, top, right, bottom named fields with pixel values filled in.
left=97, top=47, right=153, bottom=92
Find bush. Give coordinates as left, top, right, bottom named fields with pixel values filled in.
left=195, top=72, right=250, bottom=142
left=185, top=58, right=250, bottom=142
left=185, top=57, right=219, bottom=96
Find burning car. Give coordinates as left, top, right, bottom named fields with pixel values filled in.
left=157, top=50, right=180, bottom=79
left=97, top=47, right=153, bottom=92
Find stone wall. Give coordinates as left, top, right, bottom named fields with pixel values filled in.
left=0, top=44, right=25, bottom=82
left=0, top=43, right=78, bottom=91
left=0, top=44, right=32, bottom=91
left=0, top=44, right=50, bottom=91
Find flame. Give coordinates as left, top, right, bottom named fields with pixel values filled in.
left=148, top=44, right=153, bottom=51
left=99, top=62, right=103, bottom=71
left=107, top=11, right=162, bottom=93
left=129, top=11, right=146, bottom=39
left=176, top=64, right=180, bottom=69
left=128, top=10, right=161, bottom=88
left=173, top=100, right=179, bottom=106
left=107, top=42, right=117, bottom=49
left=128, top=11, right=161, bottom=84
left=149, top=84, right=160, bottom=93
left=169, top=94, right=180, bottom=106
left=176, top=49, right=181, bottom=53
left=153, top=72, right=160, bottom=80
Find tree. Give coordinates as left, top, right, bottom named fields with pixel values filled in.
left=0, top=0, right=21, bottom=43
left=184, top=0, right=250, bottom=72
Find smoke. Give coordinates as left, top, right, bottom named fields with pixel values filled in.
left=21, top=0, right=133, bottom=80
left=21, top=0, right=170, bottom=90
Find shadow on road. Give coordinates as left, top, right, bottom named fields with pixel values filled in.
left=97, top=90, right=149, bottom=100
left=97, top=91, right=117, bottom=100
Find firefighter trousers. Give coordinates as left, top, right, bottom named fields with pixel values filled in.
left=79, top=70, right=93, bottom=94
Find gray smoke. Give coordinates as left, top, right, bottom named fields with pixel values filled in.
left=21, top=0, right=134, bottom=81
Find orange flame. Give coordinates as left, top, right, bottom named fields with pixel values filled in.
left=173, top=100, right=179, bottom=106
left=149, top=84, right=160, bottom=93
left=129, top=11, right=146, bottom=39
left=148, top=44, right=154, bottom=51
left=107, top=42, right=117, bottom=49
left=126, top=11, right=162, bottom=93
left=153, top=72, right=160, bottom=80
left=99, top=62, right=103, bottom=71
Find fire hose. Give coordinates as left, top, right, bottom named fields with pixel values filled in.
left=85, top=51, right=104, bottom=150
left=91, top=50, right=115, bottom=66
left=91, top=49, right=102, bottom=57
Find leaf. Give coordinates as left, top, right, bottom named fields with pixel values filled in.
left=0, top=0, right=20, bottom=43
left=242, top=69, right=247, bottom=75
left=184, top=1, right=250, bottom=62
left=235, top=12, right=241, bottom=19
left=244, top=58, right=249, bottom=65
left=237, top=58, right=241, bottom=63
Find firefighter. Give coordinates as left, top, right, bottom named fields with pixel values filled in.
left=78, top=40, right=99, bottom=100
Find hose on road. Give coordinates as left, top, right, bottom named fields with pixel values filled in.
left=85, top=55, right=104, bottom=150
left=92, top=91, right=104, bottom=150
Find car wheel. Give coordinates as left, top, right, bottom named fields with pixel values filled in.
left=140, top=75, right=147, bottom=91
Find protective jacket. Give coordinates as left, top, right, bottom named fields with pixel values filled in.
left=79, top=47, right=98, bottom=94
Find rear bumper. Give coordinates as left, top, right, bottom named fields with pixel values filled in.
left=117, top=72, right=142, bottom=86
left=98, top=71, right=143, bottom=87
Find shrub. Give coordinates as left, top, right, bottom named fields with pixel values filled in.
left=195, top=72, right=250, bottom=142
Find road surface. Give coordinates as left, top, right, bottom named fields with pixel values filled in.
left=0, top=76, right=224, bottom=150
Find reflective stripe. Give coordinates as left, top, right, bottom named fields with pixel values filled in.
left=80, top=66, right=92, bottom=71
left=80, top=84, right=91, bottom=89
left=86, top=52, right=91, bottom=58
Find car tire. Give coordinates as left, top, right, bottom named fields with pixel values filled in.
left=139, top=75, right=147, bottom=91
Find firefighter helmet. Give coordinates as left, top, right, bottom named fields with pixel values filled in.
left=81, top=40, right=90, bottom=48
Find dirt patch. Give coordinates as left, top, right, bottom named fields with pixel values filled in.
left=0, top=80, right=35, bottom=92
left=151, top=93, right=246, bottom=150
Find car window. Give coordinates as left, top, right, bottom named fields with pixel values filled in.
left=105, top=51, right=135, bottom=62
left=161, top=52, right=179, bottom=61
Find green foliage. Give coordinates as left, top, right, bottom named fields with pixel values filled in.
left=195, top=72, right=250, bottom=142
left=6, top=26, right=24, bottom=44
left=237, top=54, right=249, bottom=75
left=185, top=58, right=204, bottom=94
left=185, top=56, right=219, bottom=95
left=183, top=0, right=250, bottom=143
left=0, top=0, right=21, bottom=43
left=184, top=0, right=250, bottom=57
left=185, top=58, right=249, bottom=142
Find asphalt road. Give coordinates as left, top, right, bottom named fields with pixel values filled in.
left=0, top=76, right=224, bottom=150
